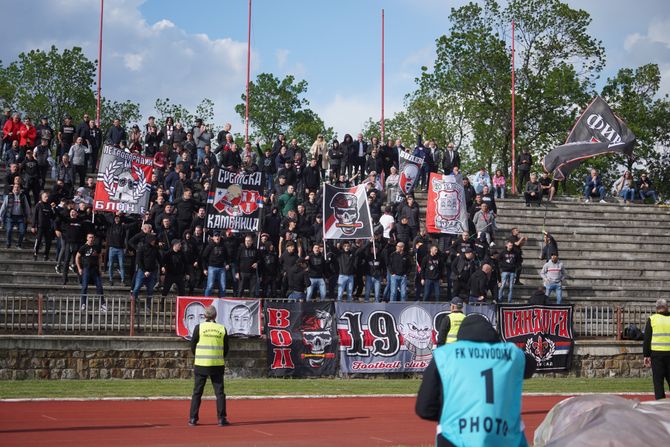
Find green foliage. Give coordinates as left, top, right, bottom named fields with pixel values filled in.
left=0, top=46, right=97, bottom=126
left=100, top=98, right=141, bottom=131
left=387, top=0, right=605, bottom=178
left=235, top=73, right=330, bottom=149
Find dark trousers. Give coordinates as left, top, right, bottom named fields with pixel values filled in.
left=74, top=164, right=86, bottom=187
left=651, top=356, right=670, bottom=399
left=189, top=370, right=226, bottom=421
left=517, top=169, right=530, bottom=193
left=34, top=227, right=54, bottom=258
left=162, top=275, right=186, bottom=297
left=237, top=272, right=258, bottom=297
left=80, top=267, right=104, bottom=305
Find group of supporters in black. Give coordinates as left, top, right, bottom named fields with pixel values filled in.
left=0, top=111, right=551, bottom=309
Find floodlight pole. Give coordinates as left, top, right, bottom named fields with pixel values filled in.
left=245, top=0, right=252, bottom=143
left=511, top=19, right=516, bottom=194
left=381, top=9, right=385, bottom=142
left=96, top=0, right=104, bottom=127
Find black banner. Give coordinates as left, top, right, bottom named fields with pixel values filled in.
left=323, top=183, right=373, bottom=240
left=543, top=96, right=635, bottom=180
left=206, top=167, right=264, bottom=232
left=498, top=304, right=574, bottom=372
left=264, top=301, right=338, bottom=377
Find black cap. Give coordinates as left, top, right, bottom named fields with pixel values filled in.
left=451, top=297, right=464, bottom=307
left=171, top=239, right=181, bottom=246
left=464, top=247, right=473, bottom=253
left=213, top=231, right=221, bottom=237
left=40, top=115, right=48, bottom=120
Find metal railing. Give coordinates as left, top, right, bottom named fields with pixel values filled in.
left=0, top=295, right=657, bottom=339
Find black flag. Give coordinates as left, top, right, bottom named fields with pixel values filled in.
left=543, top=96, right=635, bottom=180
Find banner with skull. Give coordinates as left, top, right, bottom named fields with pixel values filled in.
left=94, top=146, right=153, bottom=215
left=265, top=301, right=338, bottom=377
left=206, top=168, right=265, bottom=232
left=497, top=304, right=574, bottom=372
left=398, top=150, right=424, bottom=197
left=337, top=302, right=451, bottom=373
left=323, top=183, right=374, bottom=240
left=175, top=296, right=262, bottom=340
left=425, top=172, right=468, bottom=235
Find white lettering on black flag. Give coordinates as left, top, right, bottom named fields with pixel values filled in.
left=543, top=96, right=636, bottom=180
left=323, top=183, right=373, bottom=240
left=206, top=168, right=264, bottom=232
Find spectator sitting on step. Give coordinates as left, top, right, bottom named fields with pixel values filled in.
left=612, top=170, right=636, bottom=204
left=492, top=169, right=506, bottom=199
left=539, top=171, right=555, bottom=202
left=583, top=168, right=606, bottom=203
left=524, top=173, right=542, bottom=207
left=480, top=185, right=497, bottom=214
left=472, top=167, right=491, bottom=194
left=472, top=202, right=496, bottom=245
left=637, top=172, right=660, bottom=204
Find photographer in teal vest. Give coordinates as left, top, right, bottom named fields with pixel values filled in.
left=189, top=305, right=230, bottom=426
left=416, top=314, right=536, bottom=447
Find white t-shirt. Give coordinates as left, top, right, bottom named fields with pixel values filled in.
left=379, top=214, right=395, bottom=239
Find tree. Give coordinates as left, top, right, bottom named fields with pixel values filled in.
left=235, top=73, right=331, bottom=149
left=100, top=98, right=142, bottom=132
left=0, top=46, right=96, bottom=127
left=402, top=0, right=604, bottom=178
left=154, top=98, right=195, bottom=128
left=601, top=64, right=670, bottom=196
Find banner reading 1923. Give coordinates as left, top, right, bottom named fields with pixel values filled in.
left=206, top=167, right=264, bottom=232
left=497, top=304, right=575, bottom=372
left=337, top=302, right=450, bottom=373
left=94, top=145, right=154, bottom=215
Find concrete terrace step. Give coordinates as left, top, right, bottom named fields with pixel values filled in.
left=493, top=225, right=670, bottom=238
left=495, top=215, right=670, bottom=229
left=504, top=247, right=670, bottom=261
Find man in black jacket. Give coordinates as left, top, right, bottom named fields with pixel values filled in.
left=106, top=212, right=128, bottom=286
left=468, top=263, right=492, bottom=302
left=421, top=245, right=443, bottom=302
left=259, top=242, right=279, bottom=298
left=450, top=247, right=477, bottom=298
left=498, top=240, right=519, bottom=303
left=160, top=239, right=187, bottom=311
left=202, top=232, right=229, bottom=298
left=55, top=208, right=84, bottom=283
left=442, top=142, right=460, bottom=175
left=236, top=235, right=259, bottom=297
left=32, top=192, right=56, bottom=261
left=173, top=188, right=197, bottom=235
left=286, top=259, right=310, bottom=300
left=387, top=241, right=412, bottom=302
left=305, top=243, right=327, bottom=301
left=332, top=241, right=357, bottom=301
left=133, top=234, right=160, bottom=310
left=516, top=147, right=532, bottom=193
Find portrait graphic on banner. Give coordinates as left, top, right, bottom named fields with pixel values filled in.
left=498, top=304, right=575, bottom=371
left=426, top=172, right=468, bottom=234
left=94, top=146, right=153, bottom=215
left=206, top=168, right=264, bottom=232
left=323, top=184, right=373, bottom=240
left=176, top=297, right=262, bottom=339
left=264, top=302, right=338, bottom=377
left=398, top=151, right=424, bottom=196
left=337, top=302, right=451, bottom=374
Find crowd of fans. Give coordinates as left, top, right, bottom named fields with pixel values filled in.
left=0, top=109, right=658, bottom=311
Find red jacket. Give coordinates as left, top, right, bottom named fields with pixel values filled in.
left=19, top=123, right=37, bottom=147
left=3, top=118, right=22, bottom=142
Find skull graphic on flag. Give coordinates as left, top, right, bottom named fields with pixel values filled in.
left=399, top=163, right=419, bottom=195
left=329, top=192, right=363, bottom=235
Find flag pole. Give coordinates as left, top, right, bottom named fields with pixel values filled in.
left=381, top=9, right=385, bottom=142
left=511, top=19, right=516, bottom=194
left=96, top=0, right=104, bottom=127
left=245, top=0, right=252, bottom=143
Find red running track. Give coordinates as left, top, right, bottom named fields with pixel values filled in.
left=0, top=395, right=654, bottom=447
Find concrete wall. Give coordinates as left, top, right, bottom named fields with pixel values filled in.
left=0, top=336, right=650, bottom=380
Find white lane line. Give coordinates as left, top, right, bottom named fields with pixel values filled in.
left=41, top=414, right=57, bottom=421
left=369, top=436, right=393, bottom=443
left=254, top=429, right=273, bottom=436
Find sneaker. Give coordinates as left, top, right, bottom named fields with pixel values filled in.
left=188, top=419, right=198, bottom=426
left=525, top=203, right=530, bottom=207
left=100, top=303, right=107, bottom=313
left=599, top=199, right=606, bottom=203
left=69, top=264, right=75, bottom=273
left=489, top=242, right=496, bottom=247
left=16, top=245, right=22, bottom=250
left=80, top=303, right=86, bottom=311
left=33, top=253, right=38, bottom=261
left=584, top=198, right=590, bottom=203
left=218, top=419, right=231, bottom=426
left=55, top=265, right=62, bottom=274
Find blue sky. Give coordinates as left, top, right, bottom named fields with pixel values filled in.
left=3, top=0, right=670, bottom=138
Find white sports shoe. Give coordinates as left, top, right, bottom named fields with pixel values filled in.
left=584, top=198, right=590, bottom=203
left=599, top=199, right=606, bottom=203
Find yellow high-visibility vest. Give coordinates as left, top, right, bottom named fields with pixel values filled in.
left=650, top=314, right=670, bottom=352
left=194, top=321, right=226, bottom=367
left=446, top=312, right=465, bottom=344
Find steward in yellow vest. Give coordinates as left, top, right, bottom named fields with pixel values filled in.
left=436, top=297, right=466, bottom=346
left=643, top=298, right=670, bottom=400
left=189, top=305, right=230, bottom=426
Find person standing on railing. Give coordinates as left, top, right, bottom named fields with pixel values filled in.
left=189, top=305, right=230, bottom=427
left=133, top=234, right=160, bottom=312
left=75, top=233, right=106, bottom=312
left=643, top=298, right=670, bottom=400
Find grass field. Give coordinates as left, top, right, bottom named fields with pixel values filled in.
left=0, top=377, right=653, bottom=399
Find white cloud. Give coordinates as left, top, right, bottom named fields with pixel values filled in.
left=276, top=48, right=289, bottom=68
left=0, top=0, right=253, bottom=128
left=622, top=16, right=670, bottom=96
left=317, top=93, right=403, bottom=139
